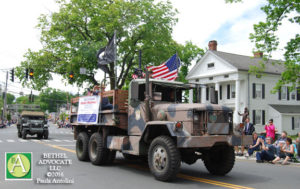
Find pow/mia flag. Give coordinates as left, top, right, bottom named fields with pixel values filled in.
left=97, top=33, right=116, bottom=73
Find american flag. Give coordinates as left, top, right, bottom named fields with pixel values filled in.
left=148, top=54, right=181, bottom=81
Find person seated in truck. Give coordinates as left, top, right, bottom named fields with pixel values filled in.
left=100, top=84, right=113, bottom=110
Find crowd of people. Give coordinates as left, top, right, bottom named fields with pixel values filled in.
left=235, top=108, right=300, bottom=165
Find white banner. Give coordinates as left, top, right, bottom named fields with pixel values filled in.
left=77, top=96, right=100, bottom=124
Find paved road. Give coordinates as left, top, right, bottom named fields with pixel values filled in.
left=0, top=124, right=299, bottom=189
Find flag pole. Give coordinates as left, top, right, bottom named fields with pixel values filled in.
left=114, top=30, right=117, bottom=90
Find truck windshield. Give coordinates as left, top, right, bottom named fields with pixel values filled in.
left=28, top=116, right=44, bottom=121
left=208, top=111, right=229, bottom=123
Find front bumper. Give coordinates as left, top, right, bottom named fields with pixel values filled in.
left=177, top=135, right=252, bottom=148
left=24, top=128, right=47, bottom=134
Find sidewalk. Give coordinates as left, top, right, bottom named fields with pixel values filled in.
left=235, top=153, right=300, bottom=165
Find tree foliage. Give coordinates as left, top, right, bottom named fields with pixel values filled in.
left=15, top=0, right=202, bottom=90
left=228, top=0, right=300, bottom=91
left=39, top=88, right=73, bottom=112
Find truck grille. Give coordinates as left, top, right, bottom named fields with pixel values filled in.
left=30, top=124, right=43, bottom=128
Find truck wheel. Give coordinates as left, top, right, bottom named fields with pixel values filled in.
left=203, top=145, right=235, bottom=176
left=22, top=130, right=27, bottom=139
left=148, top=136, right=181, bottom=181
left=43, top=130, right=49, bottom=139
left=17, top=131, right=22, bottom=138
left=88, top=132, right=109, bottom=165
left=37, top=134, right=43, bottom=139
left=76, top=132, right=90, bottom=161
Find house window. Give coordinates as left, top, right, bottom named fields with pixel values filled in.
left=281, top=86, right=287, bottom=100
left=291, top=91, right=296, bottom=100
left=253, top=109, right=265, bottom=125
left=296, top=117, right=300, bottom=129
left=207, top=63, right=215, bottom=69
left=231, top=84, right=235, bottom=98
left=255, top=110, right=262, bottom=125
left=209, top=77, right=213, bottom=80
left=253, top=83, right=265, bottom=99
left=224, top=75, right=229, bottom=78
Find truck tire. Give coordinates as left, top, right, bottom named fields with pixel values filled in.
left=148, top=136, right=181, bottom=181
left=22, top=130, right=27, bottom=139
left=43, top=130, right=49, bottom=139
left=37, top=134, right=43, bottom=139
left=203, top=145, right=235, bottom=176
left=17, top=131, right=22, bottom=138
left=76, top=132, right=90, bottom=161
left=88, top=132, right=109, bottom=165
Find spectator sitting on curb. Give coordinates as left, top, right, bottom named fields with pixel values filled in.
left=274, top=131, right=287, bottom=157
left=247, top=132, right=261, bottom=157
left=296, top=132, right=300, bottom=158
left=272, top=137, right=294, bottom=165
left=256, top=137, right=276, bottom=163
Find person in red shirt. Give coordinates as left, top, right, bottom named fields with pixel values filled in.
left=262, top=119, right=277, bottom=141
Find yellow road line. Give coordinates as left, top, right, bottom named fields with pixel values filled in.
left=178, top=173, right=254, bottom=189
left=34, top=140, right=254, bottom=189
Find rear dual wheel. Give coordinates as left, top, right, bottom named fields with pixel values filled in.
left=88, top=132, right=116, bottom=165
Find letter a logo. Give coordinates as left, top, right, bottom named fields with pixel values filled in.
left=5, top=152, right=32, bottom=180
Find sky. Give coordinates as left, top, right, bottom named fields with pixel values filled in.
left=0, top=0, right=298, bottom=97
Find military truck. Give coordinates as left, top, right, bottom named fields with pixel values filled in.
left=70, top=73, right=251, bottom=181
left=17, top=111, right=49, bottom=139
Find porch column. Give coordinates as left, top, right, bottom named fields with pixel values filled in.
left=234, top=80, right=240, bottom=124
left=201, top=85, right=206, bottom=104
left=189, top=89, right=193, bottom=103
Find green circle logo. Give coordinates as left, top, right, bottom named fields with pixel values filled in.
left=7, top=154, right=31, bottom=178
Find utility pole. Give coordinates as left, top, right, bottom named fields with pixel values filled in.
left=2, top=71, right=8, bottom=123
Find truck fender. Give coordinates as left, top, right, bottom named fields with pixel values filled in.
left=141, top=121, right=189, bottom=144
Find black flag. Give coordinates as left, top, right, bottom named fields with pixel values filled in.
left=97, top=33, right=116, bottom=73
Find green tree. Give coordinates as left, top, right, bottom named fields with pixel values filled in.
left=227, top=0, right=300, bottom=91
left=15, top=0, right=201, bottom=90
left=6, top=93, right=15, bottom=104
left=39, top=88, right=71, bottom=113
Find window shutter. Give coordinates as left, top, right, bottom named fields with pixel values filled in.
left=262, top=84, right=265, bottom=99
left=278, top=87, right=281, bottom=100
left=262, top=110, right=265, bottom=125
left=206, top=87, right=209, bottom=101
left=227, top=84, right=230, bottom=99
left=297, top=87, right=300, bottom=101
left=292, top=117, right=295, bottom=130
left=253, top=83, right=256, bottom=99
left=252, top=110, right=256, bottom=125
left=287, top=87, right=290, bottom=100
left=219, top=85, right=222, bottom=100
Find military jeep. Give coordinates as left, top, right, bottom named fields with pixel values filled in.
left=71, top=71, right=251, bottom=181
left=17, top=111, right=49, bottom=139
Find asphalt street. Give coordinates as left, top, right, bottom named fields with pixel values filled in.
left=0, top=123, right=299, bottom=189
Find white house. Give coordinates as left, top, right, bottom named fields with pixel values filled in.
left=186, top=40, right=300, bottom=135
